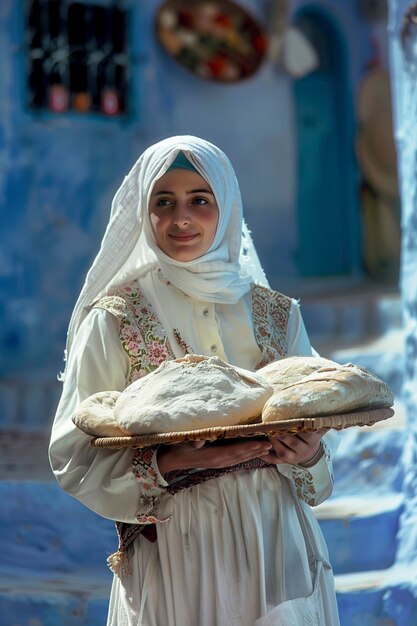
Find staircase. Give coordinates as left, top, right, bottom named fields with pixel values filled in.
left=301, top=284, right=417, bottom=625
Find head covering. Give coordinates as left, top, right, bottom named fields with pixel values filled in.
left=62, top=136, right=268, bottom=375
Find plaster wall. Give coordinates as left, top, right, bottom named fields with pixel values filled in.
left=0, top=0, right=378, bottom=427
left=388, top=0, right=417, bottom=567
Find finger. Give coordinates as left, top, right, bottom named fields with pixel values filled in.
left=267, top=435, right=294, bottom=455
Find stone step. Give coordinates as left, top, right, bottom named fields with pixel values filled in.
left=0, top=574, right=110, bottom=626
left=0, top=374, right=61, bottom=429
left=0, top=482, right=115, bottom=577
left=335, top=564, right=417, bottom=626
left=315, top=494, right=403, bottom=575
left=0, top=480, right=115, bottom=624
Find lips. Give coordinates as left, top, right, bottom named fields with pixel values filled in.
left=169, top=233, right=200, bottom=242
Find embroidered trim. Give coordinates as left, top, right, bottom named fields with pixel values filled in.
left=291, top=466, right=317, bottom=507
left=166, top=457, right=275, bottom=495
left=95, top=281, right=176, bottom=383
left=173, top=328, right=193, bottom=355
left=251, top=284, right=292, bottom=369
left=132, top=447, right=169, bottom=523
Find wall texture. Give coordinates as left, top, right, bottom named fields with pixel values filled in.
left=389, top=0, right=417, bottom=568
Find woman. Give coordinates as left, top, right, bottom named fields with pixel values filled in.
left=50, top=136, right=340, bottom=626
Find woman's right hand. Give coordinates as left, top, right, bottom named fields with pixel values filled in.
left=157, top=439, right=273, bottom=476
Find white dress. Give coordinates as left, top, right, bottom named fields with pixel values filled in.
left=50, top=270, right=340, bottom=626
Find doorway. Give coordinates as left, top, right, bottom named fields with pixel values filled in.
left=293, top=9, right=360, bottom=276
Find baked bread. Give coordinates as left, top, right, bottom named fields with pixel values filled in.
left=114, top=354, right=274, bottom=434
left=72, top=390, right=125, bottom=437
left=260, top=356, right=394, bottom=422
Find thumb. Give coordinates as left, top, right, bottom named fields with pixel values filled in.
left=189, top=439, right=206, bottom=449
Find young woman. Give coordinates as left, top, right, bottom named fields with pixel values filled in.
left=49, top=136, right=340, bottom=626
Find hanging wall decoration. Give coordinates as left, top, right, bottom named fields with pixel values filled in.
left=155, top=0, right=267, bottom=82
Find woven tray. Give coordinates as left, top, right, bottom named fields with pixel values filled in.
left=90, top=407, right=394, bottom=449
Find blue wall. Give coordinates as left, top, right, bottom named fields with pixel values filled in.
left=0, top=0, right=376, bottom=428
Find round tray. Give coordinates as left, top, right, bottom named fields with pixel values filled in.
left=91, top=407, right=394, bottom=449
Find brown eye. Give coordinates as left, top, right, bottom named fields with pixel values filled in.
left=156, top=198, right=174, bottom=207
left=191, top=197, right=208, bottom=205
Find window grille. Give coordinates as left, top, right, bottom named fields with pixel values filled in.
left=26, top=0, right=130, bottom=116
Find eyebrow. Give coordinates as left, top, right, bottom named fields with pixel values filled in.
left=152, top=188, right=214, bottom=196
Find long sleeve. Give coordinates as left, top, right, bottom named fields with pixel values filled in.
left=49, top=308, right=167, bottom=524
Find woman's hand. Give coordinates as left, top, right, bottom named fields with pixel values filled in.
left=263, top=430, right=325, bottom=466
left=157, top=439, right=273, bottom=475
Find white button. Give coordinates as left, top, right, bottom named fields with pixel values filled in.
left=203, top=308, right=209, bottom=317
left=210, top=344, right=217, bottom=353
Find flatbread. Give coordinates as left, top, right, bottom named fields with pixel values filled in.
left=114, top=354, right=274, bottom=435
left=72, top=390, right=125, bottom=437
left=260, top=356, right=394, bottom=422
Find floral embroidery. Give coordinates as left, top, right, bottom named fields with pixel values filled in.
left=291, top=466, right=317, bottom=506
left=251, top=284, right=292, bottom=368
left=94, top=280, right=176, bottom=383
left=132, top=448, right=169, bottom=524
left=322, top=439, right=334, bottom=484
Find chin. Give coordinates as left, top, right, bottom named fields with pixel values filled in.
left=171, top=252, right=200, bottom=262
left=165, top=246, right=205, bottom=262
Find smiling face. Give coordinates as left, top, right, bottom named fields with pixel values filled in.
left=149, top=168, right=219, bottom=262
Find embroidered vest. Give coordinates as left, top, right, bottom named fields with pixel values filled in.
left=93, top=280, right=292, bottom=573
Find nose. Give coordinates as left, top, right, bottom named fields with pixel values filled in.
left=172, top=202, right=191, bottom=226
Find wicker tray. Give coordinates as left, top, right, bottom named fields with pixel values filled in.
left=90, top=407, right=394, bottom=449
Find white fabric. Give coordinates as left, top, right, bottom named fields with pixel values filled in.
left=63, top=136, right=267, bottom=375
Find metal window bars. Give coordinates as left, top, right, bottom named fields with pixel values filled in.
left=25, top=0, right=129, bottom=116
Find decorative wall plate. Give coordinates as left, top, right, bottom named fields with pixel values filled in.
left=155, top=0, right=267, bottom=82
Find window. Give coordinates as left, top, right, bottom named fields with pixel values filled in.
left=26, top=0, right=130, bottom=116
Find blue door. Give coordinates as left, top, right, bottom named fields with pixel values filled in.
left=293, top=11, right=359, bottom=276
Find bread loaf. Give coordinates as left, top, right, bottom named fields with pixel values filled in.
left=114, top=354, right=274, bottom=434
left=260, top=356, right=394, bottom=422
left=72, top=390, right=125, bottom=436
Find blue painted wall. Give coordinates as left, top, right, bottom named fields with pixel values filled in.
left=0, top=0, right=378, bottom=428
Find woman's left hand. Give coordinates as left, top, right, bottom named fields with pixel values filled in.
left=263, top=430, right=325, bottom=466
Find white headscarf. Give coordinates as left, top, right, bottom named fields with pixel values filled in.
left=62, top=136, right=267, bottom=374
